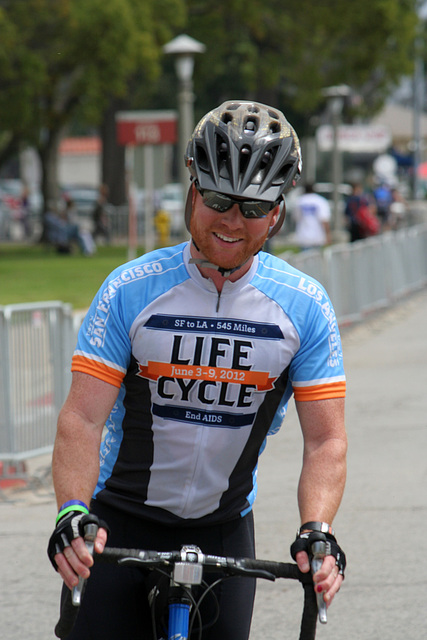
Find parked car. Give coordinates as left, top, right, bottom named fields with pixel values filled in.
left=0, top=199, right=10, bottom=239
left=0, top=178, right=42, bottom=214
left=61, top=184, right=99, bottom=216
left=0, top=179, right=43, bottom=239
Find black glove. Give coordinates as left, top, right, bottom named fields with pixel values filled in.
left=290, top=530, right=346, bottom=577
left=47, top=512, right=109, bottom=571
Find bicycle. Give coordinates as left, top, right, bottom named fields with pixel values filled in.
left=55, top=522, right=330, bottom=640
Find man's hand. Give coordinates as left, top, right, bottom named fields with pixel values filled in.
left=295, top=550, right=343, bottom=606
left=48, top=512, right=109, bottom=590
left=291, top=531, right=346, bottom=608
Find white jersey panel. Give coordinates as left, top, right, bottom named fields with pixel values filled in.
left=128, top=273, right=300, bottom=519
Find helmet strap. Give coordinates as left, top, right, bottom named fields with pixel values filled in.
left=189, top=239, right=252, bottom=278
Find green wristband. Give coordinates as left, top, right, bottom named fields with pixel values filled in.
left=55, top=504, right=89, bottom=525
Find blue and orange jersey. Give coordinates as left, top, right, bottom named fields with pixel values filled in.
left=72, top=243, right=345, bottom=525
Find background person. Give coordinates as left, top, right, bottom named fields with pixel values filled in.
left=48, top=100, right=347, bottom=640
left=292, top=183, right=331, bottom=250
left=389, top=186, right=408, bottom=229
left=92, top=183, right=111, bottom=244
left=345, top=182, right=379, bottom=241
left=45, top=198, right=95, bottom=255
left=373, top=182, right=393, bottom=231
left=19, top=183, right=32, bottom=238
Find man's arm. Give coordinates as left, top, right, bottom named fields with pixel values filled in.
left=51, top=371, right=119, bottom=589
left=295, top=397, right=347, bottom=606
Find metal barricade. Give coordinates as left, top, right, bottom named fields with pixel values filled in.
left=0, top=301, right=74, bottom=463
left=279, top=223, right=427, bottom=326
left=324, top=243, right=363, bottom=324
left=326, top=226, right=427, bottom=324
left=284, top=249, right=328, bottom=290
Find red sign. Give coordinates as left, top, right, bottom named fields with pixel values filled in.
left=116, top=111, right=177, bottom=146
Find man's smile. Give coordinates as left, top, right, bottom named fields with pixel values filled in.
left=214, top=232, right=242, bottom=244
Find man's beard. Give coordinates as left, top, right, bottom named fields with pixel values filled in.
left=190, top=216, right=269, bottom=271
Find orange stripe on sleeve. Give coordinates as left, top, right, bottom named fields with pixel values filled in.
left=293, top=380, right=346, bottom=402
left=71, top=355, right=124, bottom=388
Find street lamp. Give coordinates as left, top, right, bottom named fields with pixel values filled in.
left=163, top=34, right=206, bottom=239
left=322, top=85, right=351, bottom=237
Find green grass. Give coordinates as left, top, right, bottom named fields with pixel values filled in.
left=0, top=241, right=299, bottom=310
left=0, top=243, right=143, bottom=309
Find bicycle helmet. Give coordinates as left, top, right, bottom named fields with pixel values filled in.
left=184, top=100, right=302, bottom=239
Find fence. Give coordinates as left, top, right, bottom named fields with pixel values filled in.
left=279, top=223, right=427, bottom=325
left=0, top=224, right=426, bottom=467
left=0, top=302, right=74, bottom=469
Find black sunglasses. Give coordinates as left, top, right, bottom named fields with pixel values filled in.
left=197, top=187, right=276, bottom=219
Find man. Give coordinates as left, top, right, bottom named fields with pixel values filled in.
left=48, top=100, right=347, bottom=640
left=292, top=183, right=331, bottom=250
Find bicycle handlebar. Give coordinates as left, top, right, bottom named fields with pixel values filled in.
left=55, top=546, right=319, bottom=640
left=98, top=547, right=309, bottom=580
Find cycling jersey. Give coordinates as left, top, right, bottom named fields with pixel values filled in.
left=72, top=242, right=345, bottom=525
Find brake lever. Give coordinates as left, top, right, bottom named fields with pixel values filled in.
left=72, top=523, right=98, bottom=606
left=310, top=540, right=328, bottom=624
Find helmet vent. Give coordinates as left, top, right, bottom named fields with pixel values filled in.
left=217, top=136, right=229, bottom=159
left=263, top=150, right=272, bottom=162
left=195, top=144, right=210, bottom=172
left=239, top=145, right=252, bottom=176
left=261, top=148, right=275, bottom=168
left=267, top=108, right=279, bottom=119
left=272, top=161, right=293, bottom=185
left=221, top=113, right=233, bottom=125
left=244, top=118, right=257, bottom=136
left=216, top=134, right=231, bottom=178
left=269, top=122, right=280, bottom=134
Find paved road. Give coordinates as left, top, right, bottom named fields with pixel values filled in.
left=251, top=289, right=427, bottom=639
left=1, top=290, right=426, bottom=639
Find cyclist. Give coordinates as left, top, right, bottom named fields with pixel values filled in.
left=48, top=100, right=347, bottom=640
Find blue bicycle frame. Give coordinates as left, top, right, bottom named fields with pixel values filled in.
left=168, top=601, right=191, bottom=640
left=165, top=548, right=205, bottom=640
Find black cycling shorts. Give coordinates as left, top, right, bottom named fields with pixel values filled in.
left=60, top=500, right=256, bottom=640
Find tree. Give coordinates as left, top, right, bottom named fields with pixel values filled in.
left=0, top=0, right=185, bottom=215
left=0, top=0, right=420, bottom=221
left=183, top=0, right=419, bottom=128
